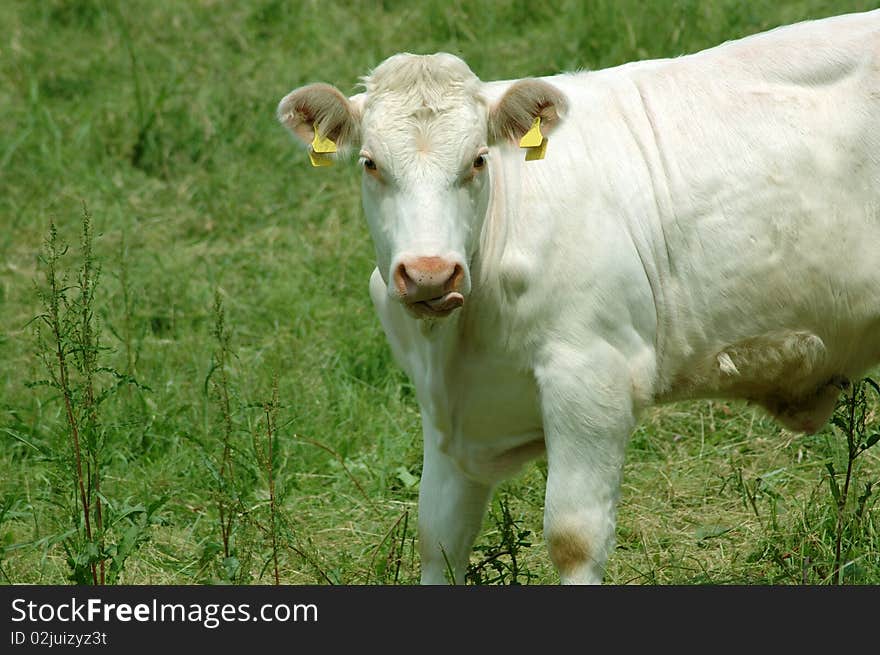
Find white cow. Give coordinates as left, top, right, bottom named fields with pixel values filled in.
left=278, top=10, right=880, bottom=583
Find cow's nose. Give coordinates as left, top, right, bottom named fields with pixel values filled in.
left=393, top=256, right=465, bottom=303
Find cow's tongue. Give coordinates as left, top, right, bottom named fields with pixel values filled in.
left=424, top=292, right=464, bottom=312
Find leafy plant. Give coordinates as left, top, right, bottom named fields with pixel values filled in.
left=251, top=374, right=283, bottom=584
left=30, top=204, right=158, bottom=584
left=466, top=493, right=536, bottom=585
left=741, top=378, right=880, bottom=584
left=826, top=377, right=880, bottom=583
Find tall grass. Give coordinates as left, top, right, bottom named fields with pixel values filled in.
left=26, top=204, right=161, bottom=584
left=35, top=212, right=103, bottom=584
left=251, top=374, right=282, bottom=584
left=1, top=0, right=878, bottom=584
left=208, top=291, right=241, bottom=580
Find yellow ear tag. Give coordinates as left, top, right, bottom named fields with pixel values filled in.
left=308, top=150, right=334, bottom=167
left=519, top=116, right=547, bottom=161
left=519, top=116, right=544, bottom=148
left=311, top=125, right=337, bottom=153
left=309, top=125, right=336, bottom=167
left=524, top=137, right=548, bottom=161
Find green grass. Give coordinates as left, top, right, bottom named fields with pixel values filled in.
left=1, top=0, right=878, bottom=585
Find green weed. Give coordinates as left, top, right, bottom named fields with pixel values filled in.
left=467, top=493, right=536, bottom=585
left=736, top=379, right=880, bottom=584
left=25, top=205, right=160, bottom=584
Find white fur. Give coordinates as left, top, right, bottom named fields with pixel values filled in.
left=279, top=10, right=880, bottom=583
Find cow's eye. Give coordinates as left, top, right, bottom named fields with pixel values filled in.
left=363, top=158, right=377, bottom=171
left=473, top=154, right=487, bottom=170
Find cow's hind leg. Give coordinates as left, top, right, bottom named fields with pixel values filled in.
left=537, top=342, right=638, bottom=584
left=418, top=424, right=492, bottom=584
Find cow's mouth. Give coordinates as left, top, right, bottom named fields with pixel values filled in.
left=406, top=291, right=464, bottom=318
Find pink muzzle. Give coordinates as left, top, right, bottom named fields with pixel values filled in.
left=393, top=256, right=466, bottom=318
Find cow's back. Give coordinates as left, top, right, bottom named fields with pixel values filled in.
left=622, top=11, right=880, bottom=428
left=492, top=10, right=880, bottom=432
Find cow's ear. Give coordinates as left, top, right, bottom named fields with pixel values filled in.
left=488, top=79, right=567, bottom=145
left=277, top=83, right=361, bottom=157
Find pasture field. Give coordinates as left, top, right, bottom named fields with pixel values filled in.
left=1, top=0, right=879, bottom=585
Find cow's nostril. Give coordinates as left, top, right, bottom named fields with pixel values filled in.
left=447, top=263, right=464, bottom=293
left=394, top=262, right=413, bottom=296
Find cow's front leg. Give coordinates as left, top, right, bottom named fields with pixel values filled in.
left=417, top=424, right=492, bottom=584
left=537, top=342, right=640, bottom=584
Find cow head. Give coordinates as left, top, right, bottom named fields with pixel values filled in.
left=278, top=53, right=566, bottom=319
